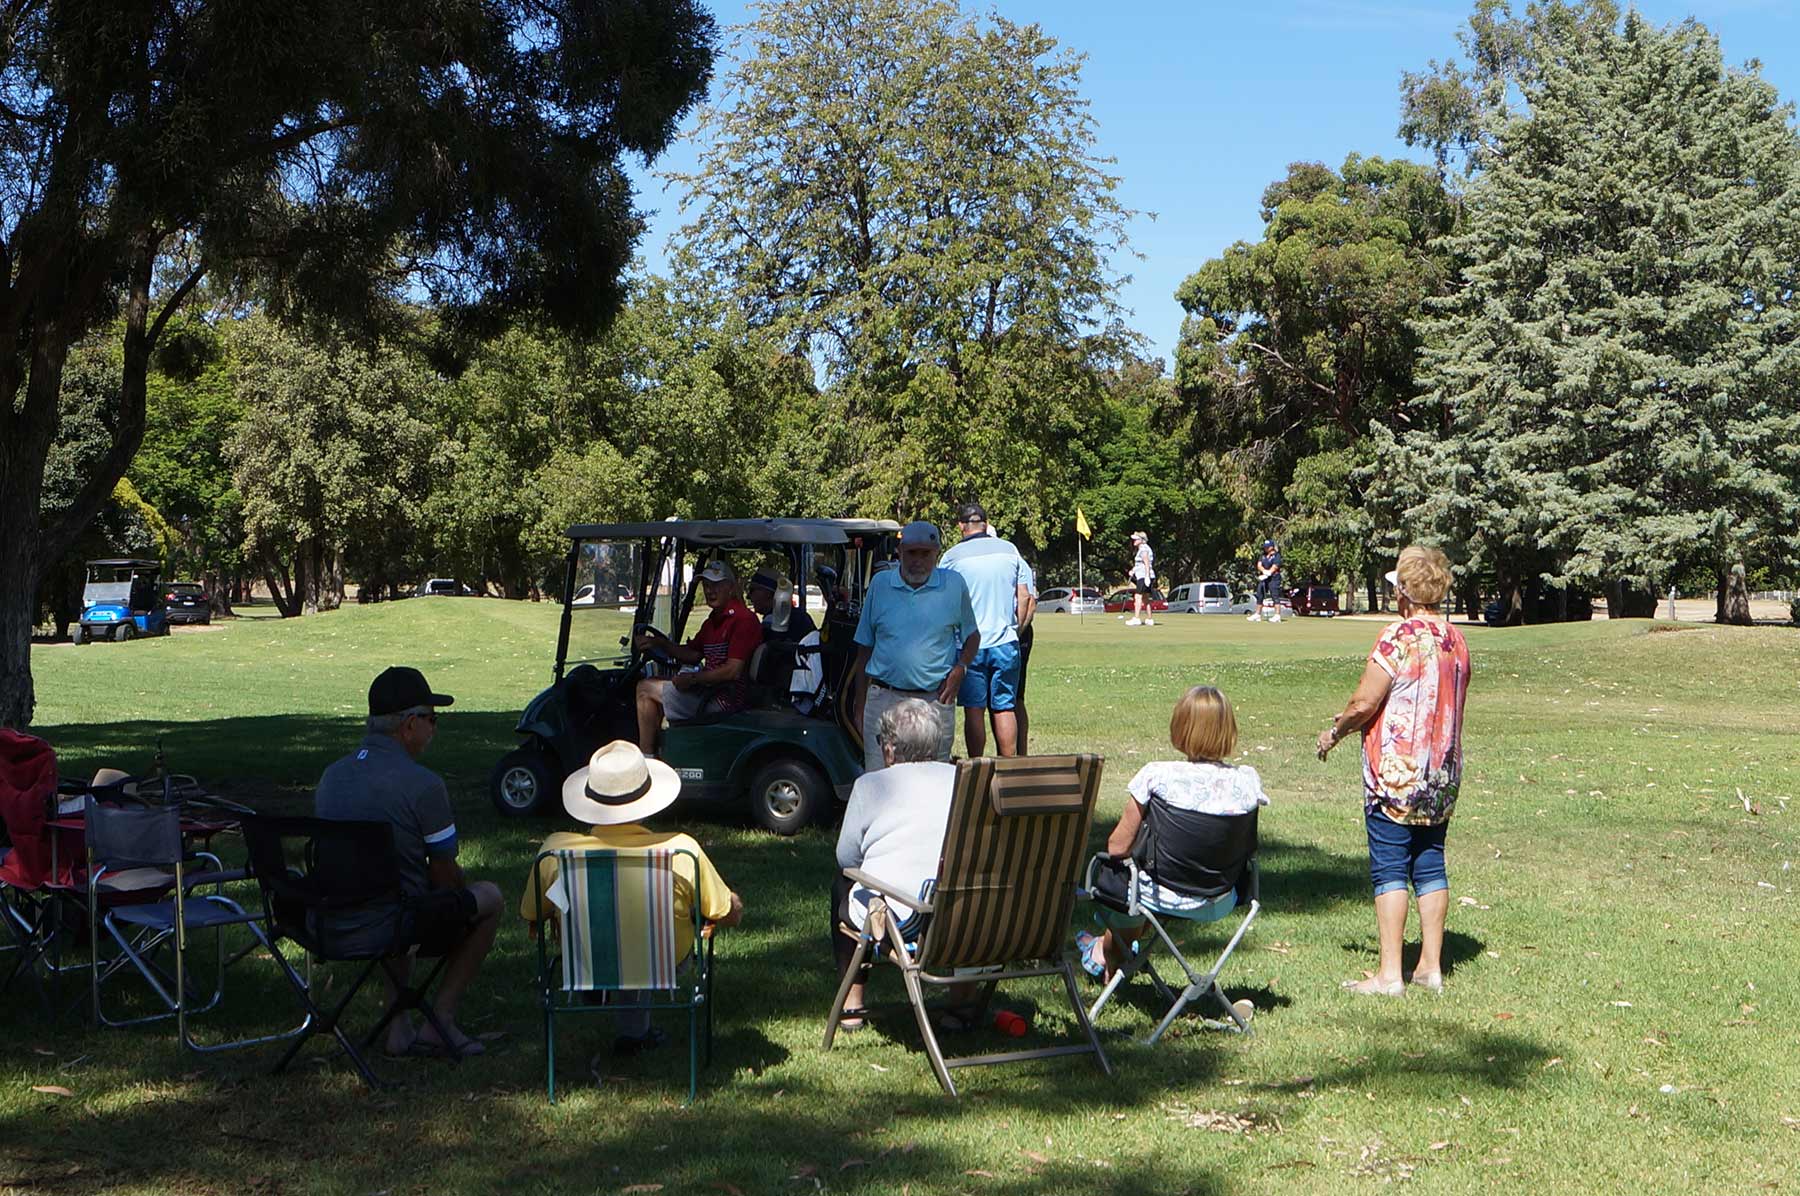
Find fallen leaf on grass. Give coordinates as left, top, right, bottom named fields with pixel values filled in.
left=620, top=1187, right=663, bottom=1194
left=1429, top=1141, right=1451, bottom=1151
left=1021, top=1150, right=1050, bottom=1165
left=30, top=1085, right=73, bottom=1097
left=964, top=1169, right=997, bottom=1178
left=869, top=1063, right=888, bottom=1073
left=1779, top=1115, right=1800, bottom=1130
left=1543, top=1057, right=1564, bottom=1069
left=1493, top=1012, right=1515, bottom=1021
left=839, top=1159, right=867, bottom=1171
left=708, top=1184, right=746, bottom=1195
left=1609, top=1001, right=1634, bottom=1008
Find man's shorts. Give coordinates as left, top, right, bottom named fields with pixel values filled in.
left=658, top=677, right=730, bottom=723
left=399, top=887, right=480, bottom=957
left=957, top=642, right=1022, bottom=711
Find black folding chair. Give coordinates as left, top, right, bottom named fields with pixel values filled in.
left=241, top=815, right=457, bottom=1088
left=1082, top=804, right=1262, bottom=1043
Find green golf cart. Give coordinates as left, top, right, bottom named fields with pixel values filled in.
left=489, top=518, right=900, bottom=834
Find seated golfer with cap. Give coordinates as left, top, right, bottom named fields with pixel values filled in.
left=848, top=520, right=979, bottom=772
left=314, top=666, right=504, bottom=1060
left=521, top=741, right=746, bottom=1057
left=633, top=559, right=763, bottom=755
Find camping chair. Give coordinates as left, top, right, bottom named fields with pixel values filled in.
left=240, top=815, right=458, bottom=1088
left=533, top=847, right=715, bottom=1104
left=82, top=799, right=307, bottom=1052
left=0, top=729, right=73, bottom=1009
left=1081, top=804, right=1261, bottom=1043
left=822, top=754, right=1111, bottom=1097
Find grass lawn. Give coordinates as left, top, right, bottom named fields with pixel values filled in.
left=4, top=601, right=1797, bottom=1194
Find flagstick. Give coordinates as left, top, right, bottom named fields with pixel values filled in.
left=1077, top=533, right=1084, bottom=624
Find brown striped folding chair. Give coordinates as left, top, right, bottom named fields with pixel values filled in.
left=822, top=753, right=1112, bottom=1096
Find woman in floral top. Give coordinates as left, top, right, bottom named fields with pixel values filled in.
left=1317, top=545, right=1470, bottom=997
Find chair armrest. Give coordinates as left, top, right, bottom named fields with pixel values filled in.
left=842, top=867, right=934, bottom=913
left=184, top=868, right=247, bottom=890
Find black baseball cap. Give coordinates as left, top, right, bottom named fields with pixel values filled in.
left=955, top=502, right=988, bottom=523
left=368, top=666, right=455, bottom=716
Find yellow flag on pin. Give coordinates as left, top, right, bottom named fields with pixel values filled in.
left=1075, top=507, right=1092, bottom=540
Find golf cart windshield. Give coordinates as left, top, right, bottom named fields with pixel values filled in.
left=563, top=539, right=651, bottom=669
left=82, top=581, right=133, bottom=607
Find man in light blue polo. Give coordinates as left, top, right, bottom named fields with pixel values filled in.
left=849, top=521, right=979, bottom=771
left=939, top=501, right=1031, bottom=757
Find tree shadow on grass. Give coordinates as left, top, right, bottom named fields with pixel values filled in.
left=1257, top=833, right=1370, bottom=915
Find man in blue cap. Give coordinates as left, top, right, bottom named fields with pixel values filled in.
left=848, top=521, right=979, bottom=771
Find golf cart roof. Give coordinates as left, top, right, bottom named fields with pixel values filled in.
left=86, top=558, right=161, bottom=570
left=564, top=518, right=902, bottom=546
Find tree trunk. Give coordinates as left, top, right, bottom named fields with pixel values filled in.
left=203, top=568, right=235, bottom=618
left=263, top=551, right=301, bottom=618
left=0, top=454, right=46, bottom=727
left=1722, top=563, right=1752, bottom=626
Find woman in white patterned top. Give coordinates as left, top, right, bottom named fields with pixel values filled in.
left=1078, top=686, right=1268, bottom=979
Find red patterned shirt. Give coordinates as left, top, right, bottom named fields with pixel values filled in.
left=687, top=598, right=763, bottom=713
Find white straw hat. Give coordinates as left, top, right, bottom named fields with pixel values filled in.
left=561, top=740, right=682, bottom=826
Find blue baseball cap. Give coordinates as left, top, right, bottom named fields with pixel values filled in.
left=898, top=521, right=941, bottom=548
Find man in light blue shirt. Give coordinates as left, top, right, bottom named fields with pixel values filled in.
left=939, top=501, right=1031, bottom=757
left=849, top=521, right=979, bottom=771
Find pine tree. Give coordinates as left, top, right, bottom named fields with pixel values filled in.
left=1384, top=2, right=1800, bottom=622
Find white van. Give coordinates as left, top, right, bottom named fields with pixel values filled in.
left=1166, top=581, right=1253, bottom=614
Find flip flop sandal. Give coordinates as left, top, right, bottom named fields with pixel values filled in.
left=837, top=1006, right=869, bottom=1033
left=1074, top=931, right=1106, bottom=979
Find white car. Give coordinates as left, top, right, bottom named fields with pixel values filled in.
left=1038, top=586, right=1104, bottom=614
left=1166, top=581, right=1256, bottom=615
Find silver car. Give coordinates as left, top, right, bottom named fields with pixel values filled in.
left=1166, top=581, right=1254, bottom=614
left=1038, top=586, right=1104, bottom=614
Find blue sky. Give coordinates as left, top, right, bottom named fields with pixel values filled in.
left=629, top=0, right=1800, bottom=368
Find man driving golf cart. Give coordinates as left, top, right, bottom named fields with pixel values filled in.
left=633, top=559, right=762, bottom=754
left=491, top=518, right=900, bottom=835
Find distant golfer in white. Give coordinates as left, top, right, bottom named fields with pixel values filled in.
left=1127, top=531, right=1157, bottom=626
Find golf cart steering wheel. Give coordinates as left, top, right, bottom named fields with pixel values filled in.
left=631, top=623, right=676, bottom=672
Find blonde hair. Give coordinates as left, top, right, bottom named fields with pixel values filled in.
left=1395, top=544, right=1454, bottom=607
left=1169, top=686, right=1238, bottom=763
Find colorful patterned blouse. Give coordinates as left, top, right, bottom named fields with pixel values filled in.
left=1362, top=616, right=1471, bottom=826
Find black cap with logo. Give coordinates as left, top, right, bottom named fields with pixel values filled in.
left=955, top=501, right=988, bottom=524
left=368, top=666, right=456, bottom=717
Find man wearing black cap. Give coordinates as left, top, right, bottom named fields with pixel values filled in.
left=314, top=666, right=503, bottom=1059
left=746, top=570, right=817, bottom=643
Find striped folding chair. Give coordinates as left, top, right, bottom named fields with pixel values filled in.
left=534, top=847, right=713, bottom=1104
left=822, top=754, right=1112, bottom=1097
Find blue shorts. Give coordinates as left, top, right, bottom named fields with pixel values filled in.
left=1366, top=810, right=1448, bottom=897
left=958, top=642, right=1022, bottom=711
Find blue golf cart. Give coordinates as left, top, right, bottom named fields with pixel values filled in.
left=71, top=558, right=172, bottom=644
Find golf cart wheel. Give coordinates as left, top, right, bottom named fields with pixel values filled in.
left=114, top=623, right=135, bottom=642
left=70, top=626, right=85, bottom=645
left=490, top=746, right=557, bottom=817
left=749, top=757, right=828, bottom=836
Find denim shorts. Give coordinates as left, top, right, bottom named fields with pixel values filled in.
left=957, top=642, right=1022, bottom=711
left=1366, top=809, right=1448, bottom=897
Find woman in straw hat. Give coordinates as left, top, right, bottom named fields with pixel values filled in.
left=521, top=740, right=745, bottom=1056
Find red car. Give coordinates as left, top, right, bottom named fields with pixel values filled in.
left=1103, top=587, right=1168, bottom=614
left=1286, top=584, right=1339, bottom=617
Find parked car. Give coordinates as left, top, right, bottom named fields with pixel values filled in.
left=1287, top=584, right=1339, bottom=617
left=416, top=578, right=474, bottom=597
left=163, top=582, right=213, bottom=625
left=1101, top=587, right=1168, bottom=614
left=1165, top=581, right=1254, bottom=615
left=1039, top=586, right=1104, bottom=614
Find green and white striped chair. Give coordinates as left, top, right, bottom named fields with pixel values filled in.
left=823, top=754, right=1112, bottom=1096
left=534, top=847, right=713, bottom=1103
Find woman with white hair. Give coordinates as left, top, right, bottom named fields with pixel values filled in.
left=1317, top=545, right=1471, bottom=997
left=828, top=698, right=956, bottom=1031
